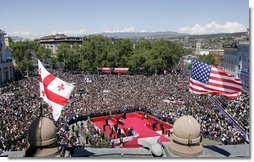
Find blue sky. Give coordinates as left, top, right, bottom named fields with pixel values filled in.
left=0, top=0, right=249, bottom=38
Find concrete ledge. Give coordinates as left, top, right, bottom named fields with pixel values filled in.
left=167, top=141, right=203, bottom=157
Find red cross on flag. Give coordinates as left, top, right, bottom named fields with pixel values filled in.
left=38, top=59, right=74, bottom=121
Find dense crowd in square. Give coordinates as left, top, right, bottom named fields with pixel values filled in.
left=0, top=61, right=249, bottom=154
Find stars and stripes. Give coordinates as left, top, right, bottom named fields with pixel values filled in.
left=38, top=60, right=74, bottom=121
left=189, top=60, right=242, bottom=98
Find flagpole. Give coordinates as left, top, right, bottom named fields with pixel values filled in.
left=186, top=82, right=191, bottom=116
left=38, top=98, right=43, bottom=147
left=189, top=93, right=193, bottom=116
left=187, top=91, right=189, bottom=115
left=187, top=59, right=193, bottom=116
left=40, top=99, right=43, bottom=117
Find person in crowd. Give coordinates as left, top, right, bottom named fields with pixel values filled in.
left=160, top=124, right=165, bottom=134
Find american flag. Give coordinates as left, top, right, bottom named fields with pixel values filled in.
left=189, top=60, right=242, bottom=98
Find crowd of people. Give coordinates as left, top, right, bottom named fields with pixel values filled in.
left=0, top=60, right=250, bottom=154
left=213, top=93, right=250, bottom=131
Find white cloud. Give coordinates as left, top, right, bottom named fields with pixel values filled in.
left=104, top=27, right=135, bottom=33
left=179, top=21, right=247, bottom=35
left=51, top=28, right=88, bottom=36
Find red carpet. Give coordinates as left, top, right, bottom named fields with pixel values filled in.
left=91, top=112, right=173, bottom=148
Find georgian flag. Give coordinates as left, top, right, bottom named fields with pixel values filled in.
left=38, top=60, right=74, bottom=121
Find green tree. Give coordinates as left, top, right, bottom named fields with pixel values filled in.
left=114, top=39, right=133, bottom=67
left=56, top=43, right=70, bottom=69
left=10, top=35, right=189, bottom=75
left=80, top=35, right=114, bottom=72
left=197, top=54, right=217, bottom=66
left=10, top=41, right=35, bottom=73
left=36, top=46, right=52, bottom=62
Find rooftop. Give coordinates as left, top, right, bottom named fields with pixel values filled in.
left=2, top=144, right=249, bottom=158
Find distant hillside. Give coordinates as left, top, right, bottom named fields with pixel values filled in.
left=94, top=31, right=190, bottom=39
left=188, top=32, right=247, bottom=39
left=9, top=31, right=247, bottom=41
left=9, top=36, right=31, bottom=42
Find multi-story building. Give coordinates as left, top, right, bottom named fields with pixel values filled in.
left=194, top=40, right=224, bottom=67
left=195, top=41, right=201, bottom=55
left=222, top=42, right=239, bottom=76
left=238, top=42, right=249, bottom=91
left=0, top=30, right=14, bottom=85
left=35, top=34, right=83, bottom=54
left=222, top=41, right=249, bottom=92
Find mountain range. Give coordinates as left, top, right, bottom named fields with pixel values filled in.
left=9, top=31, right=247, bottom=41
left=94, top=31, right=189, bottom=39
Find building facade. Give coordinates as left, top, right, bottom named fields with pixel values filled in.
left=0, top=30, right=14, bottom=85
left=222, top=42, right=249, bottom=92
left=238, top=42, right=249, bottom=91
left=195, top=41, right=201, bottom=55
left=222, top=43, right=239, bottom=76
left=36, top=34, right=83, bottom=54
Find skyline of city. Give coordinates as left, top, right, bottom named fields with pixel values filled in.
left=0, top=0, right=250, bottom=39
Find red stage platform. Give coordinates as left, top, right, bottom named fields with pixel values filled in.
left=91, top=112, right=173, bottom=148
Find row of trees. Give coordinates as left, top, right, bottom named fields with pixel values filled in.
left=10, top=35, right=191, bottom=75
left=10, top=39, right=51, bottom=72
left=197, top=54, right=217, bottom=66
